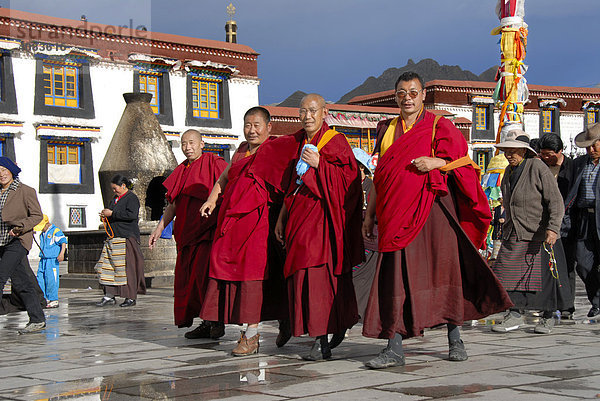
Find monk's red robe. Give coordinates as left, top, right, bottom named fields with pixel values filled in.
left=209, top=149, right=269, bottom=281
left=282, top=123, right=364, bottom=337
left=162, top=153, right=227, bottom=327
left=362, top=112, right=512, bottom=339
left=374, top=112, right=491, bottom=251
left=200, top=142, right=289, bottom=324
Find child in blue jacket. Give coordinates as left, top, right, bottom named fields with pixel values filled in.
left=33, top=215, right=67, bottom=308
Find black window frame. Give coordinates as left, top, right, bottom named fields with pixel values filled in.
left=473, top=148, right=494, bottom=171
left=68, top=206, right=87, bottom=228
left=203, top=142, right=232, bottom=162
left=585, top=107, right=600, bottom=129
left=539, top=105, right=561, bottom=136
left=39, top=135, right=94, bottom=194
left=0, top=133, right=16, bottom=160
left=0, top=52, right=18, bottom=114
left=185, top=74, right=231, bottom=128
left=471, top=103, right=495, bottom=141
left=133, top=69, right=173, bottom=126
left=34, top=57, right=95, bottom=119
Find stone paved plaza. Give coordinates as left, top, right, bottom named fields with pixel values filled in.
left=1, top=283, right=599, bottom=400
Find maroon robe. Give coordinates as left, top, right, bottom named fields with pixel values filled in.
left=362, top=112, right=512, bottom=339
left=162, top=153, right=227, bottom=327
left=283, top=123, right=364, bottom=337
left=200, top=142, right=288, bottom=324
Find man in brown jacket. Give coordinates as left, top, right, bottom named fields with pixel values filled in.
left=0, top=156, right=46, bottom=334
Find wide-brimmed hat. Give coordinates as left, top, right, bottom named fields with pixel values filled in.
left=574, top=123, right=600, bottom=148
left=352, top=148, right=374, bottom=173
left=494, top=129, right=537, bottom=157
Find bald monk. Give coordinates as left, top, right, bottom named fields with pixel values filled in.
left=274, top=94, right=364, bottom=361
left=200, top=107, right=290, bottom=356
left=149, top=129, right=227, bottom=339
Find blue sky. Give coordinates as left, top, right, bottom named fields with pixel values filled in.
left=4, top=0, right=598, bottom=104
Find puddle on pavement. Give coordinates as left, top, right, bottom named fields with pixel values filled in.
left=528, top=368, right=598, bottom=380
left=398, top=383, right=496, bottom=398
left=5, top=360, right=298, bottom=400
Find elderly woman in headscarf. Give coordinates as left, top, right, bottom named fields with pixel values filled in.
left=0, top=156, right=46, bottom=334
left=491, top=130, right=572, bottom=335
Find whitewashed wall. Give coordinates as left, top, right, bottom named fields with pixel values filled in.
left=6, top=53, right=260, bottom=236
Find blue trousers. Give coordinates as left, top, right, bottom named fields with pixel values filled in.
left=37, top=258, right=59, bottom=301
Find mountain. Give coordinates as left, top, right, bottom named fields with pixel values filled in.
left=277, top=90, right=308, bottom=107
left=337, top=58, right=497, bottom=104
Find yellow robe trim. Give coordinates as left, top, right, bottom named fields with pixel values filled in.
left=317, top=129, right=343, bottom=151
left=379, top=117, right=399, bottom=157
left=439, top=156, right=482, bottom=178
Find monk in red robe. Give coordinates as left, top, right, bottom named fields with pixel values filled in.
left=362, top=72, right=513, bottom=369
left=149, top=129, right=227, bottom=339
left=275, top=94, right=364, bottom=361
left=199, top=107, right=290, bottom=356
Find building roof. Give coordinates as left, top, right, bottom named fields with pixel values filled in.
left=327, top=103, right=399, bottom=115
left=427, top=80, right=600, bottom=96
left=453, top=117, right=472, bottom=124
left=348, top=90, right=396, bottom=105
left=264, top=104, right=400, bottom=130
left=265, top=104, right=400, bottom=117
left=0, top=8, right=258, bottom=56
left=427, top=109, right=454, bottom=116
left=349, top=79, right=600, bottom=105
left=264, top=105, right=300, bottom=118
left=0, top=8, right=259, bottom=77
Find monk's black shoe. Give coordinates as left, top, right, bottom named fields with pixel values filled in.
left=364, top=348, right=405, bottom=369
left=588, top=306, right=600, bottom=317
left=328, top=329, right=346, bottom=350
left=119, top=298, right=136, bottom=307
left=302, top=337, right=331, bottom=361
left=448, top=339, right=468, bottom=361
left=209, top=322, right=225, bottom=339
left=185, top=321, right=211, bottom=339
left=95, top=296, right=116, bottom=307
left=276, top=319, right=292, bottom=348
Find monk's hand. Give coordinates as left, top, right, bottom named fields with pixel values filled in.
left=411, top=156, right=446, bottom=173
left=200, top=200, right=216, bottom=217
left=100, top=209, right=113, bottom=218
left=301, top=148, right=320, bottom=169
left=274, top=221, right=285, bottom=246
left=545, top=230, right=558, bottom=246
left=148, top=227, right=161, bottom=250
left=362, top=215, right=375, bottom=240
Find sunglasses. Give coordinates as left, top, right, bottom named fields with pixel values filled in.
left=395, top=89, right=422, bottom=99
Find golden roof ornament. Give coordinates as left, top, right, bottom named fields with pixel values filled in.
left=227, top=3, right=236, bottom=20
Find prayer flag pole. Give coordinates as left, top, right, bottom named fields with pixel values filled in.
left=491, top=0, right=529, bottom=148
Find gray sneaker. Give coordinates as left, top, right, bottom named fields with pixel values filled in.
left=364, top=348, right=405, bottom=369
left=534, top=317, right=555, bottom=334
left=448, top=339, right=468, bottom=361
left=18, top=321, right=46, bottom=335
left=492, top=313, right=524, bottom=333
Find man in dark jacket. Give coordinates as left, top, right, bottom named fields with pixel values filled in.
left=539, top=134, right=576, bottom=316
left=562, top=123, right=600, bottom=318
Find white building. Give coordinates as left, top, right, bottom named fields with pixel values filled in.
left=0, top=8, right=259, bottom=233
